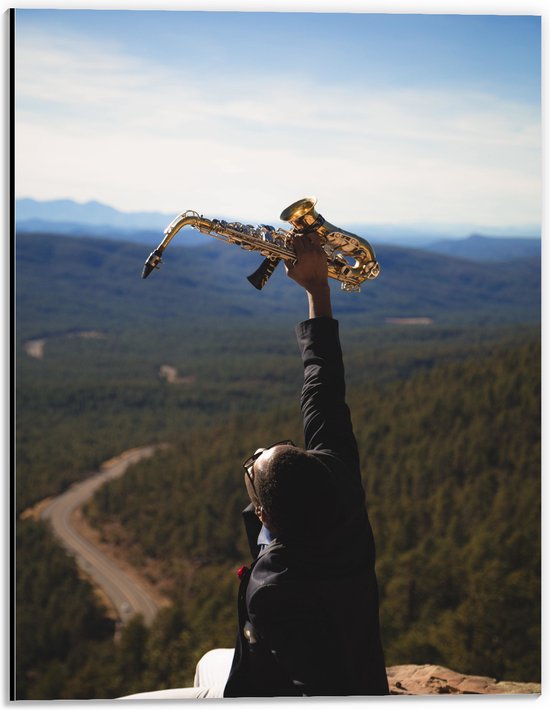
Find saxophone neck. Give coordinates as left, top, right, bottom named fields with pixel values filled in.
left=141, top=211, right=205, bottom=279
left=164, top=210, right=203, bottom=238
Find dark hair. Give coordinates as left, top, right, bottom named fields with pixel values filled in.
left=255, top=447, right=332, bottom=538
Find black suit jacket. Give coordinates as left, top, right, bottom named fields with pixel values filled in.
left=224, top=317, right=388, bottom=697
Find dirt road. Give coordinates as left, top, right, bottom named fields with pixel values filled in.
left=40, top=446, right=161, bottom=626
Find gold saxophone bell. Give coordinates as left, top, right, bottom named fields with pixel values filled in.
left=280, top=196, right=324, bottom=227
left=142, top=197, right=380, bottom=292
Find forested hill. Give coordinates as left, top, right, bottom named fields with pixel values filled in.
left=16, top=231, right=540, bottom=341
left=17, top=333, right=540, bottom=697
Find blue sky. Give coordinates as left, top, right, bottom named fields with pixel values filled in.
left=15, top=6, right=541, bottom=232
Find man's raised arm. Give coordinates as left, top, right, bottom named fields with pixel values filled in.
left=285, top=233, right=360, bottom=476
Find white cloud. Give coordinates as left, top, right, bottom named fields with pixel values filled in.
left=15, top=27, right=540, bottom=228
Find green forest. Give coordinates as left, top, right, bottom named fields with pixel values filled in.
left=15, top=232, right=541, bottom=698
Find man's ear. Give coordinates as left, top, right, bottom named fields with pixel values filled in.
left=255, top=505, right=268, bottom=525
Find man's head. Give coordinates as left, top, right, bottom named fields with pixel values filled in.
left=243, top=442, right=331, bottom=538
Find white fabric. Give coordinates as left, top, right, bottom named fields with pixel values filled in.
left=119, top=687, right=222, bottom=699
left=118, top=648, right=234, bottom=700
left=193, top=648, right=234, bottom=689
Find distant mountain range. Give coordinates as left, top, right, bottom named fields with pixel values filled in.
left=15, top=198, right=541, bottom=262
left=426, top=234, right=541, bottom=262
left=16, top=198, right=172, bottom=230
left=15, top=198, right=192, bottom=246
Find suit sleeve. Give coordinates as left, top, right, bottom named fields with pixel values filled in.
left=296, top=317, right=360, bottom=476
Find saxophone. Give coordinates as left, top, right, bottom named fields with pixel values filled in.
left=141, top=197, right=380, bottom=292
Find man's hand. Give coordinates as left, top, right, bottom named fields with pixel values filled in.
left=285, top=232, right=333, bottom=319
left=285, top=232, right=328, bottom=290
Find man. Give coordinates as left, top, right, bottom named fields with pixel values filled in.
left=223, top=231, right=389, bottom=697
left=122, top=231, right=388, bottom=700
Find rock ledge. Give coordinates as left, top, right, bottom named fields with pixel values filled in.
left=387, top=664, right=541, bottom=695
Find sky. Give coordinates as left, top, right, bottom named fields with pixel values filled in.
left=13, top=3, right=542, bottom=233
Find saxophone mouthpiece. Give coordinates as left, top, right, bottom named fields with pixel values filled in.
left=142, top=248, right=163, bottom=279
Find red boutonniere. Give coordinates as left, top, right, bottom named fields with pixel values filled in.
left=237, top=565, right=249, bottom=580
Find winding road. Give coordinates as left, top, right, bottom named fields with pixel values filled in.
left=40, top=446, right=161, bottom=626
